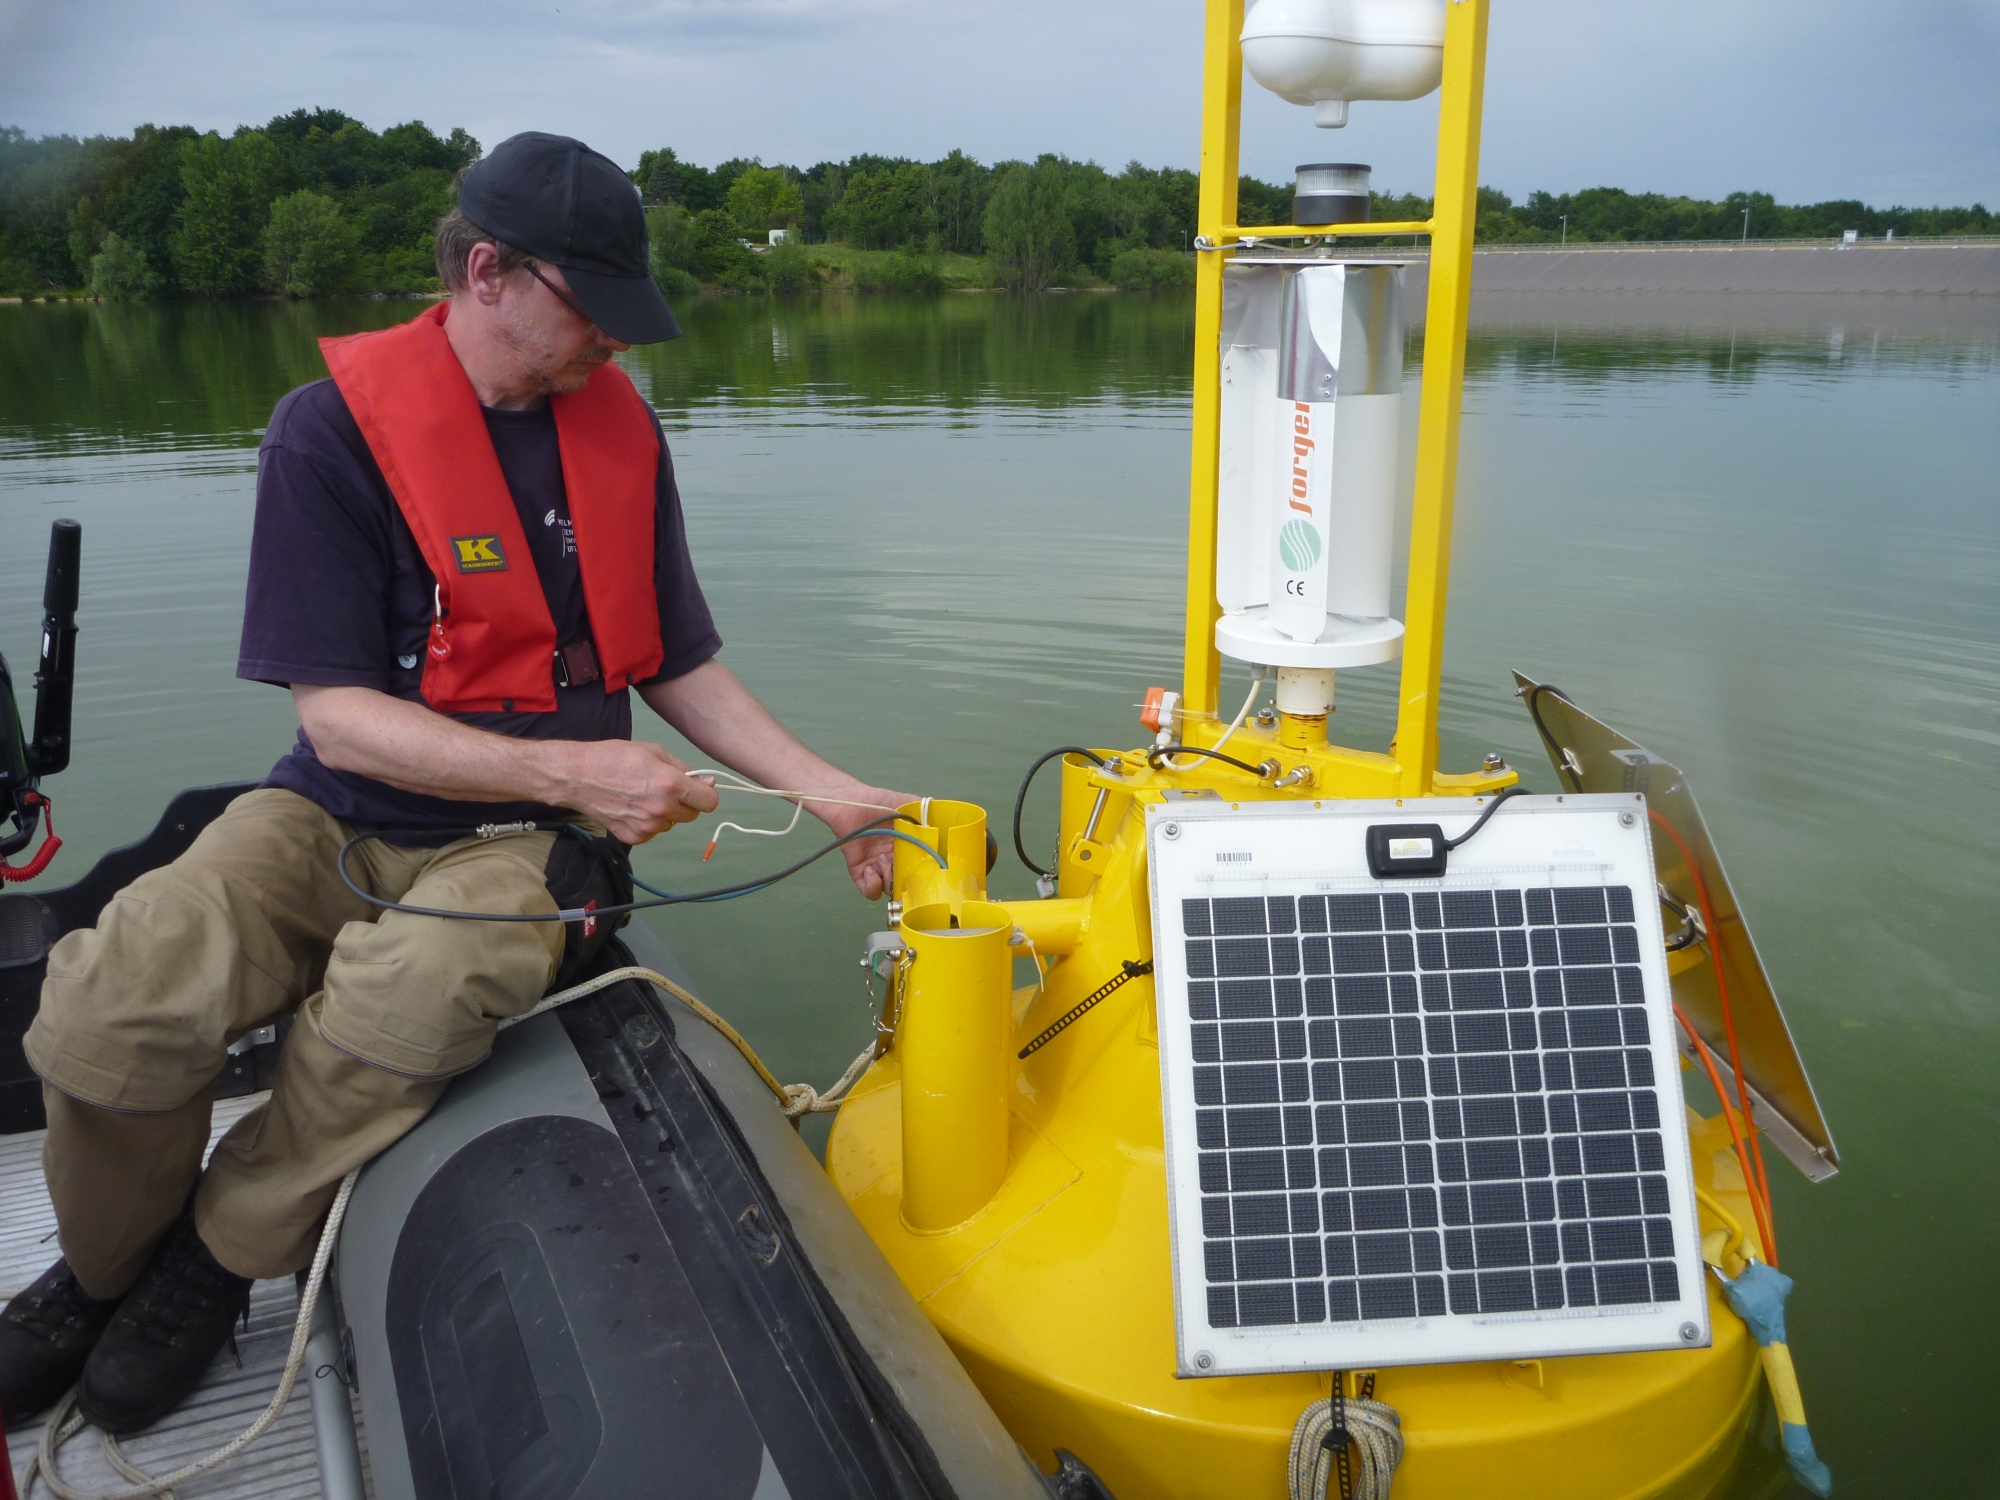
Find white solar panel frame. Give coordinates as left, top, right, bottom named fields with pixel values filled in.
left=1147, top=793, right=1710, bottom=1376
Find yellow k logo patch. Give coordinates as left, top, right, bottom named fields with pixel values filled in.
left=450, top=535, right=508, bottom=573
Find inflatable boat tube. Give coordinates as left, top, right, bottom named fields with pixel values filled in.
left=334, top=921, right=1055, bottom=1500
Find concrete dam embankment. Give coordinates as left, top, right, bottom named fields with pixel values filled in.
left=1386, top=241, right=2000, bottom=300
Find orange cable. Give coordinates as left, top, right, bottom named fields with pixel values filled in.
left=1648, top=810, right=1776, bottom=1248
left=1674, top=1002, right=1777, bottom=1266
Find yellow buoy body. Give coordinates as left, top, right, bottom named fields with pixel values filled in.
left=825, top=765, right=1780, bottom=1500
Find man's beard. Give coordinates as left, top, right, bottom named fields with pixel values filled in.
left=529, top=347, right=613, bottom=395
left=497, top=304, right=614, bottom=394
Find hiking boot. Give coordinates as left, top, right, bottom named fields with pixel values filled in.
left=0, top=1259, right=123, bottom=1425
left=78, top=1211, right=252, bottom=1435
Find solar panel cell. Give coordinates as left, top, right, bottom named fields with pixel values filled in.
left=1441, top=891, right=1496, bottom=928
left=1240, top=1284, right=1297, bottom=1325
left=1595, top=1264, right=1652, bottom=1305
left=1209, top=1287, right=1237, bottom=1326
left=1478, top=1270, right=1534, bottom=1311
left=1297, top=1281, right=1328, bottom=1322
left=1450, top=970, right=1504, bottom=1009
left=1212, top=898, right=1266, bottom=934
left=1361, top=1278, right=1418, bottom=1320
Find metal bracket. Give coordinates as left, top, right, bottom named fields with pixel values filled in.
left=860, top=931, right=912, bottom=1045
left=227, top=1024, right=278, bottom=1057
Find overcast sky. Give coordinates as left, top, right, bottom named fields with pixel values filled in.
left=2, top=0, right=1996, bottom=207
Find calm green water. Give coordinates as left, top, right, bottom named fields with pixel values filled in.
left=3, top=291, right=1996, bottom=1496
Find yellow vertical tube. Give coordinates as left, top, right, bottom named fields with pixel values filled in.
left=1179, top=0, right=1246, bottom=724
left=891, top=798, right=989, bottom=911
left=897, top=900, right=1014, bottom=1232
left=1393, top=0, right=1489, bottom=795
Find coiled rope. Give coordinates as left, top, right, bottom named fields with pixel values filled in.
left=1287, top=1384, right=1403, bottom=1500
left=17, top=965, right=867, bottom=1499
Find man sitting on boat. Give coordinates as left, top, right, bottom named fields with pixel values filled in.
left=0, top=132, right=911, bottom=1435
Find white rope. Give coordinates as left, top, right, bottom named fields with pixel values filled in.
left=1287, top=1392, right=1404, bottom=1500
left=684, top=768, right=904, bottom=861
left=778, top=1044, right=876, bottom=1119
left=15, top=965, right=869, bottom=1499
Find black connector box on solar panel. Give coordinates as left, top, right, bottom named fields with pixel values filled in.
left=1365, top=824, right=1449, bottom=879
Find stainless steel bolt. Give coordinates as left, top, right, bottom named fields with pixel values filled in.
left=1483, top=752, right=1508, bottom=773
left=1679, top=1322, right=1700, bottom=1343
left=1193, top=1350, right=1214, bottom=1370
left=1161, top=822, right=1181, bottom=840
left=1619, top=811, right=1638, bottom=828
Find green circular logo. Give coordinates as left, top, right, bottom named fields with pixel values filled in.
left=1278, top=518, right=1322, bottom=573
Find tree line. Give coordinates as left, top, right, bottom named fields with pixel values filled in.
left=1, top=112, right=1991, bottom=300
left=0, top=112, right=477, bottom=299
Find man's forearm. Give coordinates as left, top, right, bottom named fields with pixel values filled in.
left=293, top=684, right=572, bottom=803
left=289, top=684, right=718, bottom=843
left=639, top=660, right=870, bottom=814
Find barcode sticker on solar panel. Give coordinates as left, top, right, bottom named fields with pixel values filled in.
left=1148, top=794, right=1709, bottom=1376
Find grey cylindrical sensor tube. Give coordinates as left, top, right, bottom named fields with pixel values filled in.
left=1293, top=163, right=1371, bottom=226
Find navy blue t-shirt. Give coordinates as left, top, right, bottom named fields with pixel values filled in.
left=238, top=377, right=721, bottom=833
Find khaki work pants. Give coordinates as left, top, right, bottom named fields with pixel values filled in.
left=25, top=787, right=565, bottom=1297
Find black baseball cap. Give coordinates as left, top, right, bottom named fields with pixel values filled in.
left=458, top=132, right=681, bottom=345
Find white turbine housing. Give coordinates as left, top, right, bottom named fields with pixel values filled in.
left=1214, top=259, right=1406, bottom=670
left=1240, top=0, right=1447, bottom=127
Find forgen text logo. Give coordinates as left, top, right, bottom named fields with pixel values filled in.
left=1281, top=402, right=1324, bottom=583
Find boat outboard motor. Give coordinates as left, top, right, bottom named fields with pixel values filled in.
left=0, top=518, right=77, bottom=959
left=0, top=519, right=80, bottom=886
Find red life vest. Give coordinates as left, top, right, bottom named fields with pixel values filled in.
left=319, top=303, right=664, bottom=714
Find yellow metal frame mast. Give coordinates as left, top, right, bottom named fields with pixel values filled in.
left=1180, top=0, right=1491, bottom=798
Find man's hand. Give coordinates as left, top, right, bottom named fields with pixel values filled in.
left=292, top=685, right=720, bottom=845
left=555, top=739, right=720, bottom=845
left=808, top=783, right=919, bottom=901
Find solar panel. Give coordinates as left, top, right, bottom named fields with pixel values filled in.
left=1147, top=794, right=1709, bottom=1376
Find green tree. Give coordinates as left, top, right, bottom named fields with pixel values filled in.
left=169, top=130, right=284, bottom=295
left=927, top=150, right=992, bottom=254
left=633, top=146, right=684, bottom=204
left=983, top=160, right=1074, bottom=291
left=827, top=166, right=932, bottom=249
left=260, top=189, right=357, bottom=296
left=88, top=232, right=161, bottom=298
left=683, top=208, right=763, bottom=288
left=1108, top=245, right=1194, bottom=291
left=764, top=237, right=813, bottom=292
left=646, top=203, right=701, bottom=297
left=798, top=162, right=845, bottom=237
left=725, top=166, right=805, bottom=238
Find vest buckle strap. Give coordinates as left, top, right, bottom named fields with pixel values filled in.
left=554, top=639, right=603, bottom=690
